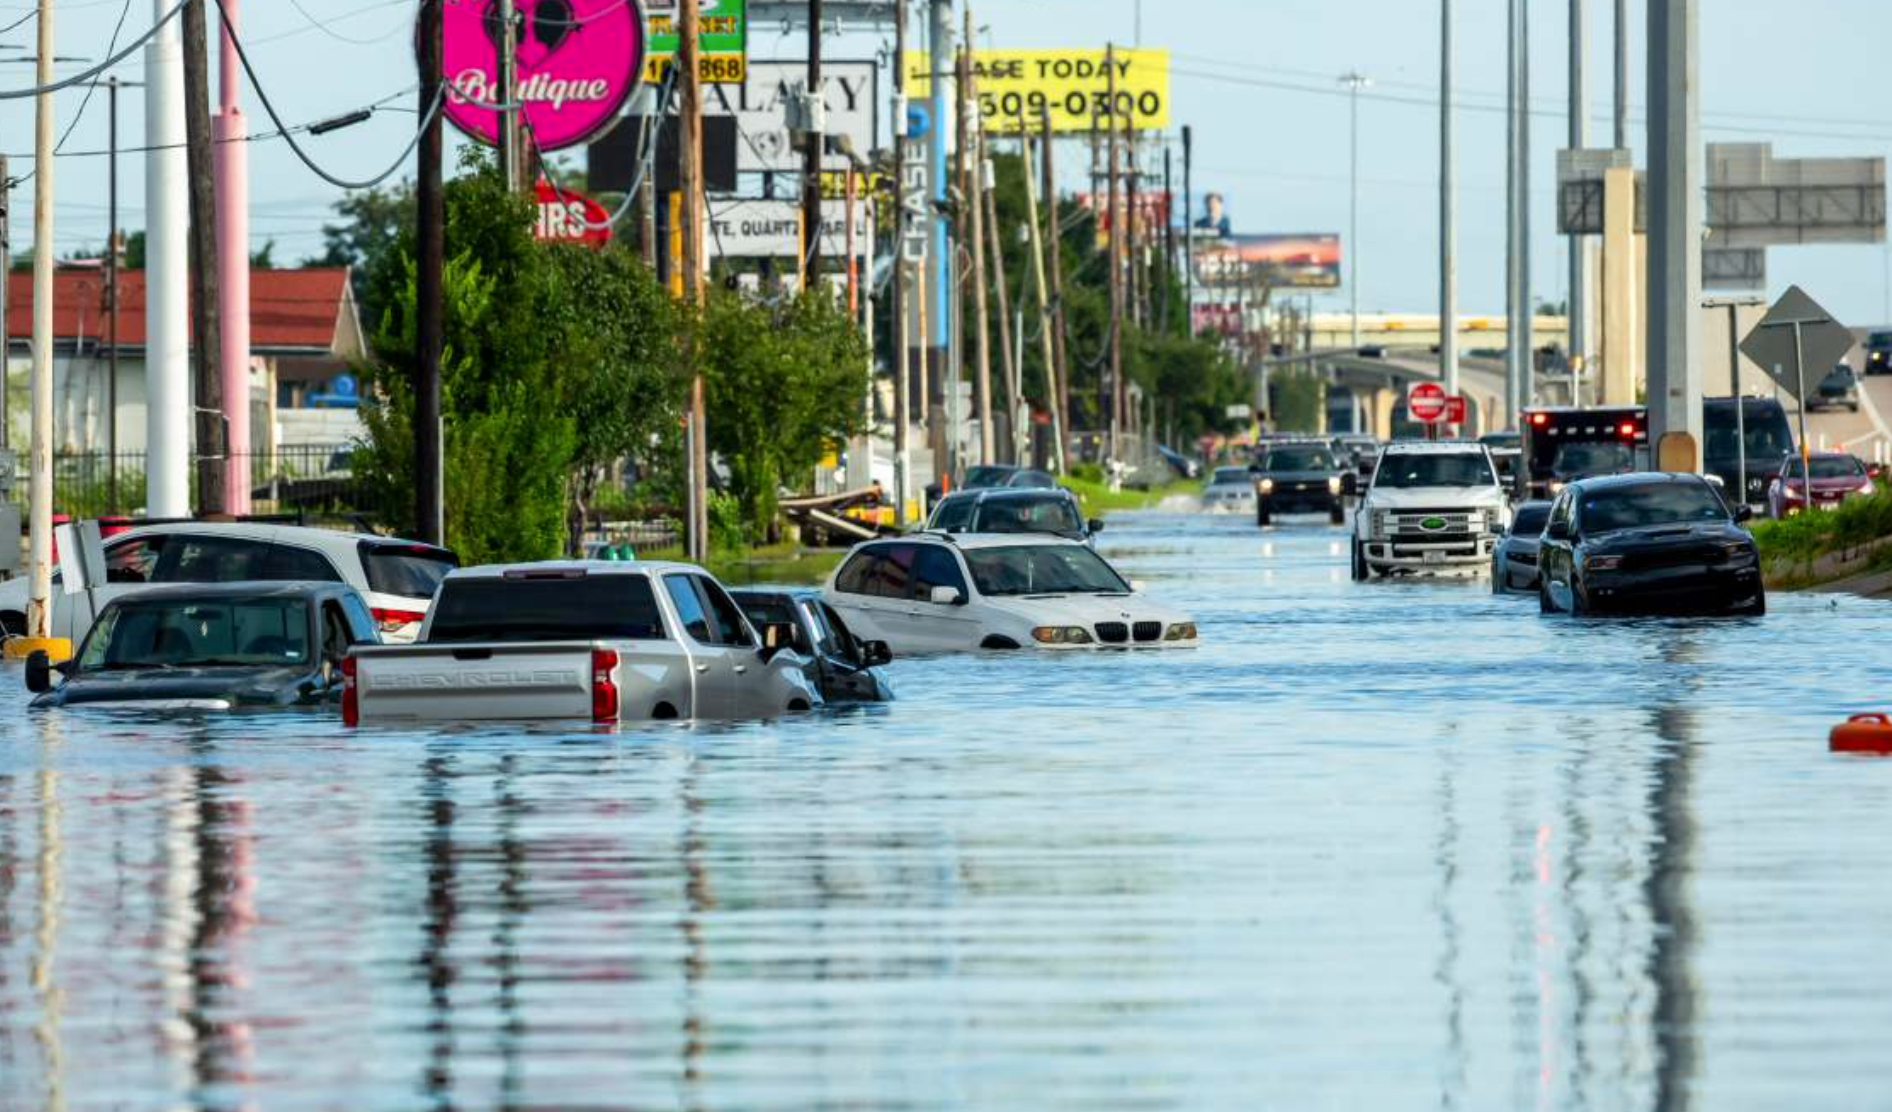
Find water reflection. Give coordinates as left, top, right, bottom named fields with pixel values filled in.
left=0, top=514, right=1887, bottom=1110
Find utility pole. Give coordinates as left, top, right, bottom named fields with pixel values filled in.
left=891, top=0, right=910, bottom=521
left=107, top=79, right=120, bottom=510
left=1105, top=42, right=1122, bottom=459
left=1182, top=124, right=1193, bottom=334
left=1042, top=101, right=1070, bottom=452
left=1019, top=122, right=1066, bottom=475
left=498, top=0, right=520, bottom=190
left=681, top=0, right=709, bottom=561
left=961, top=15, right=992, bottom=466
left=1505, top=0, right=1524, bottom=426
left=926, top=0, right=954, bottom=471
left=22, top=0, right=55, bottom=648
left=984, top=148, right=1018, bottom=463
left=1340, top=71, right=1370, bottom=352
left=416, top=0, right=445, bottom=544
left=1648, top=0, right=1703, bottom=466
left=1124, top=119, right=1141, bottom=328
left=182, top=0, right=225, bottom=516
left=1569, top=0, right=1591, bottom=401
left=802, top=0, right=823, bottom=288
left=215, top=0, right=251, bottom=514
left=0, top=156, right=8, bottom=451
left=1440, top=0, right=1458, bottom=397
left=1162, top=142, right=1174, bottom=334
left=146, top=0, right=188, bottom=518
left=1520, top=0, right=1534, bottom=412
left=1614, top=0, right=1629, bottom=150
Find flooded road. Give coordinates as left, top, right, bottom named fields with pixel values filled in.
left=3, top=510, right=1891, bottom=1110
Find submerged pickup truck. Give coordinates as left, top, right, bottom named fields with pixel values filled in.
left=346, top=562, right=822, bottom=724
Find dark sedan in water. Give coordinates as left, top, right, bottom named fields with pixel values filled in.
left=1536, top=474, right=1764, bottom=617
left=1491, top=500, right=1554, bottom=594
left=26, top=582, right=378, bottom=710
left=731, top=588, right=894, bottom=703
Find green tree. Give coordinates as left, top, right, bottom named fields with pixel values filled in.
left=315, top=182, right=417, bottom=328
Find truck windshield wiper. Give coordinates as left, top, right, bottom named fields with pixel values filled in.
left=101, top=661, right=177, bottom=671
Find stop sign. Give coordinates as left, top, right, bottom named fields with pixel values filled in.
left=1408, top=382, right=1448, bottom=423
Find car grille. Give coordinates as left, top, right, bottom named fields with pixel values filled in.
left=1095, top=622, right=1129, bottom=644
left=1388, top=508, right=1482, bottom=539
left=1507, top=550, right=1539, bottom=566
left=1621, top=542, right=1727, bottom=572
left=1133, top=621, right=1163, bottom=642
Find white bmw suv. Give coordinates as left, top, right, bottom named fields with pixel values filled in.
left=1352, top=442, right=1509, bottom=579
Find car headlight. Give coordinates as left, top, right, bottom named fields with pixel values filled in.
left=1719, top=540, right=1755, bottom=561
left=1327, top=476, right=1343, bottom=494
left=1258, top=478, right=1275, bottom=494
left=1032, top=625, right=1093, bottom=645
left=1370, top=510, right=1388, bottom=538
left=1548, top=481, right=1567, bottom=494
left=1163, top=622, right=1198, bottom=641
left=1585, top=554, right=1623, bottom=572
left=1860, top=480, right=1877, bottom=495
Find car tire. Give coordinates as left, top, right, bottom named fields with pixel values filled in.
left=1733, top=593, right=1767, bottom=618
left=1538, top=581, right=1557, bottom=614
left=1257, top=504, right=1272, bottom=528
left=1328, top=502, right=1346, bottom=526
left=1351, top=539, right=1369, bottom=582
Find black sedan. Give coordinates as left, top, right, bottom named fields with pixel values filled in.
left=731, top=588, right=894, bottom=703
left=26, top=581, right=380, bottom=710
left=1536, top=473, right=1764, bottom=617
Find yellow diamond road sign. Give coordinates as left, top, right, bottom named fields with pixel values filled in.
left=1738, top=285, right=1855, bottom=401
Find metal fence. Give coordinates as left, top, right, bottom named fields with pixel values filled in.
left=6, top=445, right=367, bottom=518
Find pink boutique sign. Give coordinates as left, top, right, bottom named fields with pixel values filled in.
left=440, top=0, right=646, bottom=152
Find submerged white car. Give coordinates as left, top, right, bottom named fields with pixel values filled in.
left=822, top=534, right=1198, bottom=653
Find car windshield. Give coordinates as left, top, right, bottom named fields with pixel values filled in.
left=427, top=574, right=667, bottom=642
left=1822, top=368, right=1855, bottom=388
left=963, top=466, right=1015, bottom=489
left=962, top=545, right=1131, bottom=596
left=1265, top=447, right=1338, bottom=472
left=1790, top=457, right=1867, bottom=481
left=1510, top=504, right=1553, bottom=535
left=972, top=497, right=1084, bottom=536
left=1870, top=332, right=1892, bottom=347
left=1375, top=452, right=1494, bottom=488
left=1210, top=467, right=1251, bottom=486
left=1580, top=483, right=1729, bottom=534
left=1552, top=441, right=1636, bottom=478
left=79, top=598, right=312, bottom=671
left=929, top=497, right=977, bottom=531
left=1704, top=408, right=1793, bottom=462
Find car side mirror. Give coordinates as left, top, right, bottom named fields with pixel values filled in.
left=929, top=585, right=964, bottom=606
left=863, top=640, right=893, bottom=667
left=1087, top=518, right=1105, bottom=534
left=1734, top=505, right=1754, bottom=523
left=1546, top=520, right=1572, bottom=541
left=24, top=650, right=52, bottom=694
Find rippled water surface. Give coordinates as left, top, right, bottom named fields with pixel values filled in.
left=3, top=510, right=1891, bottom=1111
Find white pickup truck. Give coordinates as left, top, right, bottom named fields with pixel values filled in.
left=1351, top=441, right=1510, bottom=579
left=345, top=562, right=822, bottom=724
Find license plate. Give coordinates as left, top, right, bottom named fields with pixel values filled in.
left=1424, top=550, right=1447, bottom=565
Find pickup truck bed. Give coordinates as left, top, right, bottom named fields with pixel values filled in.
left=347, top=640, right=691, bottom=723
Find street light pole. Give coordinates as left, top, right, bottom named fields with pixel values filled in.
left=1340, top=71, right=1370, bottom=353
left=1569, top=0, right=1590, bottom=401
left=1439, top=0, right=1457, bottom=399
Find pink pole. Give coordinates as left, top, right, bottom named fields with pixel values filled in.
left=214, top=0, right=251, bottom=514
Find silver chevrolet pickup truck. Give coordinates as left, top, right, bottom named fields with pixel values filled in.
left=346, top=562, right=822, bottom=724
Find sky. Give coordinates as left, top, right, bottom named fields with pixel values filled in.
left=4, top=0, right=1892, bottom=324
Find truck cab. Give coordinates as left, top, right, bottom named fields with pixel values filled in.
left=1351, top=442, right=1508, bottom=579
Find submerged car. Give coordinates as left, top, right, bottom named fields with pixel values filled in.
left=1201, top=466, right=1258, bottom=513
left=731, top=588, right=894, bottom=703
left=1491, top=500, right=1553, bottom=594
left=26, top=582, right=378, bottom=711
left=1768, top=452, right=1877, bottom=517
left=925, top=487, right=1102, bottom=545
left=961, top=465, right=1060, bottom=491
left=822, top=534, right=1197, bottom=654
left=1253, top=441, right=1353, bottom=525
left=1353, top=442, right=1508, bottom=579
left=1536, top=473, right=1764, bottom=617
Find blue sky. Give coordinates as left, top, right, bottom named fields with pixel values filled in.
left=4, top=0, right=1891, bottom=324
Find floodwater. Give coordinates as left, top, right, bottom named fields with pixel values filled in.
left=3, top=510, right=1891, bottom=1111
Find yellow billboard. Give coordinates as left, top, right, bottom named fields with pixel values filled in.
left=906, top=49, right=1170, bottom=134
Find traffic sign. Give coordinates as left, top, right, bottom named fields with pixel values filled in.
left=1408, top=381, right=1448, bottom=423
left=1444, top=395, right=1467, bottom=425
left=1739, top=285, right=1855, bottom=403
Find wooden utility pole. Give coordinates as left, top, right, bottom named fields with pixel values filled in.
left=1104, top=43, right=1123, bottom=458
left=891, top=0, right=910, bottom=521
left=1125, top=120, right=1141, bottom=328
left=680, top=0, right=709, bottom=561
left=984, top=151, right=1018, bottom=464
left=181, top=0, right=225, bottom=515
left=960, top=16, right=992, bottom=467
left=1019, top=123, right=1065, bottom=475
left=1040, top=101, right=1070, bottom=449
left=801, top=0, right=824, bottom=289
left=415, top=0, right=445, bottom=544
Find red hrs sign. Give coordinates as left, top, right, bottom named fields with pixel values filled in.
left=534, top=180, right=613, bottom=248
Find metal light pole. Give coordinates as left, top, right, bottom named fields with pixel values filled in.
left=1340, top=71, right=1371, bottom=353
left=1568, top=0, right=1590, bottom=400
left=1505, top=0, right=1522, bottom=425
left=1520, top=0, right=1533, bottom=412
left=1614, top=0, right=1629, bottom=150
left=1440, top=0, right=1457, bottom=398
left=1647, top=0, right=1704, bottom=465
left=145, top=0, right=189, bottom=519
left=23, top=0, right=55, bottom=649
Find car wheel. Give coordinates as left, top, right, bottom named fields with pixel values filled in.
left=1257, top=504, right=1272, bottom=527
left=1351, top=539, right=1368, bottom=582
left=1328, top=502, right=1346, bottom=526
left=1733, top=593, right=1767, bottom=618
left=1538, top=581, right=1557, bottom=614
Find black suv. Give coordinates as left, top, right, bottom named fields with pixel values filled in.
left=1253, top=441, right=1355, bottom=526
left=1866, top=331, right=1892, bottom=376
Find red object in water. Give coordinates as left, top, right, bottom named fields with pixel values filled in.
left=1830, top=714, right=1892, bottom=755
